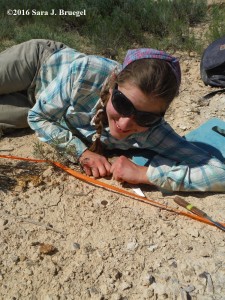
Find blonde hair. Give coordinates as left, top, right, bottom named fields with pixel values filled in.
left=89, top=59, right=179, bottom=154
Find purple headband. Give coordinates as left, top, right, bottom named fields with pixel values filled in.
left=122, top=48, right=181, bottom=85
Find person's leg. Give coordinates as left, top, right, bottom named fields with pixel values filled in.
left=0, top=39, right=67, bottom=130
left=0, top=40, right=40, bottom=95
left=0, top=39, right=66, bottom=98
left=0, top=93, right=31, bottom=130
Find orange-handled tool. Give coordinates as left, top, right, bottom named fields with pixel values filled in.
left=174, top=196, right=225, bottom=232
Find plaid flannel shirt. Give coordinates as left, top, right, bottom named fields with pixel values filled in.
left=28, top=48, right=225, bottom=192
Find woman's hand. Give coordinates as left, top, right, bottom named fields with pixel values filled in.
left=110, top=155, right=149, bottom=184
left=79, top=150, right=111, bottom=178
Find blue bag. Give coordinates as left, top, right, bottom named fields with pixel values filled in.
left=200, top=36, right=225, bottom=88
left=184, top=118, right=225, bottom=162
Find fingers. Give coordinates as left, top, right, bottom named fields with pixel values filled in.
left=110, top=156, right=125, bottom=181
left=82, top=165, right=92, bottom=176
left=92, top=160, right=111, bottom=178
left=100, top=160, right=111, bottom=176
left=83, top=164, right=110, bottom=178
left=80, top=155, right=111, bottom=178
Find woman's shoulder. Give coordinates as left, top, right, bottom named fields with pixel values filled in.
left=47, top=47, right=121, bottom=78
left=68, top=53, right=121, bottom=88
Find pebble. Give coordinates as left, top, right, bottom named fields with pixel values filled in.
left=11, top=196, right=21, bottom=203
left=0, top=219, right=8, bottom=227
left=184, top=227, right=200, bottom=237
left=183, top=284, right=195, bottom=293
left=101, top=200, right=108, bottom=206
left=143, top=287, right=154, bottom=298
left=42, top=167, right=54, bottom=178
left=110, top=293, right=123, bottom=300
left=147, top=244, right=158, bottom=252
left=120, top=281, right=132, bottom=291
left=111, top=268, right=122, bottom=281
left=87, top=286, right=100, bottom=297
left=143, top=272, right=155, bottom=286
left=199, top=272, right=214, bottom=293
left=179, top=125, right=188, bottom=130
left=189, top=50, right=197, bottom=57
left=126, top=239, right=139, bottom=251
left=169, top=261, right=177, bottom=268
left=11, top=255, right=20, bottom=263
left=151, top=282, right=168, bottom=296
left=71, top=242, right=80, bottom=251
left=24, top=269, right=34, bottom=276
left=180, top=288, right=188, bottom=300
left=20, top=254, right=27, bottom=261
left=39, top=243, right=57, bottom=255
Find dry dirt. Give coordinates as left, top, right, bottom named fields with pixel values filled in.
left=0, top=54, right=225, bottom=300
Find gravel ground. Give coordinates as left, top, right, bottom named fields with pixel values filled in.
left=0, top=54, right=225, bottom=300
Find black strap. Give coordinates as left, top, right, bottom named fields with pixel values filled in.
left=212, top=126, right=225, bottom=137
left=202, top=88, right=225, bottom=100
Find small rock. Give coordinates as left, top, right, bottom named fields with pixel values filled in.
left=24, top=269, right=33, bottom=276
left=180, top=288, right=188, bottom=300
left=71, top=242, right=80, bottom=250
left=180, top=125, right=187, bottom=130
left=11, top=255, right=20, bottom=263
left=42, top=167, right=54, bottom=178
left=87, top=286, right=100, bottom=297
left=98, top=283, right=109, bottom=294
left=127, top=239, right=139, bottom=251
left=200, top=250, right=211, bottom=257
left=183, top=284, right=195, bottom=293
left=14, top=185, right=25, bottom=192
left=143, top=272, right=155, bottom=286
left=111, top=268, right=122, bottom=281
left=147, top=244, right=158, bottom=252
left=0, top=219, right=8, bottom=227
left=189, top=51, right=197, bottom=57
left=39, top=243, right=57, bottom=255
left=185, top=227, right=200, bottom=238
left=143, top=287, right=154, bottom=298
left=120, top=281, right=132, bottom=291
left=19, top=255, right=27, bottom=262
left=169, top=261, right=177, bottom=268
left=199, top=272, right=214, bottom=293
left=110, top=293, right=123, bottom=300
left=101, top=200, right=108, bottom=206
left=151, top=282, right=168, bottom=296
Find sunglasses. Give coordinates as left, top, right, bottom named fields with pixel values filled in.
left=111, top=85, right=164, bottom=127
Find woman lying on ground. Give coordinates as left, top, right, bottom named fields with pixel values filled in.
left=0, top=39, right=225, bottom=192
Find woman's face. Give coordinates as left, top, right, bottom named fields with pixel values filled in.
left=106, top=81, right=167, bottom=140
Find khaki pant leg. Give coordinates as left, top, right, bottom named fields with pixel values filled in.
left=0, top=39, right=67, bottom=130
left=0, top=93, right=31, bottom=130
left=0, top=39, right=66, bottom=98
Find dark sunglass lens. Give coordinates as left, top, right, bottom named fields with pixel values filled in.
left=135, top=112, right=162, bottom=127
left=112, top=88, right=163, bottom=127
left=112, top=91, right=134, bottom=116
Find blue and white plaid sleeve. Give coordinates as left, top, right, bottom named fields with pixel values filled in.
left=28, top=60, right=87, bottom=159
left=145, top=123, right=225, bottom=192
left=28, top=51, right=119, bottom=159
